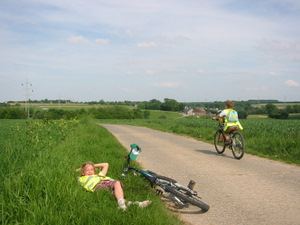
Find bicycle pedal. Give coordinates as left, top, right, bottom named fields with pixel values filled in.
left=188, top=180, right=196, bottom=190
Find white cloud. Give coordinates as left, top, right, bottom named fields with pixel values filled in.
left=153, top=82, right=186, bottom=88
left=123, top=88, right=138, bottom=93
left=67, top=36, right=90, bottom=44
left=108, top=30, right=120, bottom=36
left=126, top=29, right=137, bottom=37
left=197, top=69, right=206, bottom=74
left=126, top=71, right=136, bottom=75
left=145, top=70, right=155, bottom=75
left=285, top=80, right=300, bottom=87
left=268, top=72, right=277, bottom=76
left=137, top=42, right=156, bottom=48
left=257, top=38, right=300, bottom=63
left=96, top=38, right=110, bottom=44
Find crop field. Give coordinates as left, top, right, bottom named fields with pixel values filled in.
left=98, top=117, right=300, bottom=165
left=0, top=118, right=183, bottom=225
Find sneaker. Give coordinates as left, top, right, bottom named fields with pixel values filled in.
left=127, top=201, right=133, bottom=206
left=118, top=199, right=127, bottom=211
left=138, top=200, right=152, bottom=208
left=118, top=203, right=127, bottom=211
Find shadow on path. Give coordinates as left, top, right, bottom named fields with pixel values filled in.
left=160, top=195, right=207, bottom=215
left=194, top=149, right=234, bottom=159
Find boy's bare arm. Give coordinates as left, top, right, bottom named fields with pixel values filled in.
left=94, top=162, right=109, bottom=176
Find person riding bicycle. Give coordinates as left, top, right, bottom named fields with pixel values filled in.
left=213, top=100, right=243, bottom=144
left=76, top=161, right=151, bottom=211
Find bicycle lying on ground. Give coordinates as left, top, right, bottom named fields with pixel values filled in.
left=213, top=118, right=245, bottom=159
left=121, top=144, right=210, bottom=212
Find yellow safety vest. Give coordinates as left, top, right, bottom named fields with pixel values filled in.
left=78, top=172, right=114, bottom=192
left=224, top=109, right=243, bottom=131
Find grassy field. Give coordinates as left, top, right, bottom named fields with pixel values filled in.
left=97, top=117, right=300, bottom=165
left=0, top=118, right=184, bottom=225
left=23, top=103, right=135, bottom=111
left=252, top=102, right=300, bottom=108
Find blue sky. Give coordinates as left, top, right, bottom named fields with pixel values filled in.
left=0, top=0, right=299, bottom=102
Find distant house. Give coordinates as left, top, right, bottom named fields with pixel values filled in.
left=183, top=106, right=193, bottom=116
left=192, top=107, right=206, bottom=116
left=183, top=106, right=207, bottom=116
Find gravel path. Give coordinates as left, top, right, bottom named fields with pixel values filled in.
left=99, top=124, right=300, bottom=225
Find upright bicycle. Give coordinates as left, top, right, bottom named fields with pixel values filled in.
left=213, top=118, right=245, bottom=159
left=121, top=144, right=210, bottom=212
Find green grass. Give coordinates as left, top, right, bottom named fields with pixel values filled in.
left=288, top=113, right=300, bottom=119
left=0, top=118, right=184, bottom=225
left=29, top=103, right=135, bottom=111
left=147, top=110, right=182, bottom=119
left=97, top=117, right=300, bottom=165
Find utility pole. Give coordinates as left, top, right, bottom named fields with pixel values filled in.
left=21, top=80, right=33, bottom=118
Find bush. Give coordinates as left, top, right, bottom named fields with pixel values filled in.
left=269, top=110, right=289, bottom=119
left=0, top=107, right=27, bottom=119
left=238, top=110, right=248, bottom=119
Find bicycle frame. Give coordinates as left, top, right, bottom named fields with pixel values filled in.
left=213, top=118, right=245, bottom=159
left=122, top=145, right=210, bottom=211
left=122, top=155, right=198, bottom=199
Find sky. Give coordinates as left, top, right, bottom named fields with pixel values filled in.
left=0, top=0, right=300, bottom=103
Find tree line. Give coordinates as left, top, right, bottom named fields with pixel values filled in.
left=0, top=106, right=150, bottom=120
left=1, top=99, right=300, bottom=120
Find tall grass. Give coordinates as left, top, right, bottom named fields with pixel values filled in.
left=0, top=118, right=184, bottom=225
left=98, top=117, right=300, bottom=165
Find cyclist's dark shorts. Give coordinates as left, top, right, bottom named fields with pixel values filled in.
left=225, top=125, right=239, bottom=133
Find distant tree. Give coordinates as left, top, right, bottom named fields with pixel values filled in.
left=143, top=110, right=150, bottom=119
left=238, top=110, right=248, bottom=119
left=0, top=108, right=27, bottom=119
left=293, top=104, right=300, bottom=113
left=64, top=111, right=76, bottom=120
left=0, top=103, right=10, bottom=107
left=161, top=98, right=179, bottom=111
left=88, top=101, right=98, bottom=105
left=269, top=110, right=289, bottom=119
left=33, top=110, right=46, bottom=119
left=99, top=99, right=105, bottom=105
left=286, top=105, right=293, bottom=113
left=265, top=103, right=278, bottom=115
left=132, top=108, right=143, bottom=119
left=266, top=104, right=289, bottom=119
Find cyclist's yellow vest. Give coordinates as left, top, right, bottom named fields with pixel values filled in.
left=224, top=109, right=243, bottom=131
left=78, top=172, right=114, bottom=192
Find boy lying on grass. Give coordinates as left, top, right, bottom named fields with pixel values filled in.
left=76, top=161, right=151, bottom=211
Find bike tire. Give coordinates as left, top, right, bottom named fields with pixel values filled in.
left=231, top=132, right=245, bottom=159
left=146, top=171, right=177, bottom=183
left=164, top=185, right=210, bottom=212
left=214, top=130, right=226, bottom=154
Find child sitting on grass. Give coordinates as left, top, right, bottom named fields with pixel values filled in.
left=76, top=161, right=151, bottom=211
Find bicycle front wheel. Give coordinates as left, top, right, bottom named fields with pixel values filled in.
left=231, top=132, right=245, bottom=159
left=165, top=185, right=210, bottom=212
left=214, top=130, right=226, bottom=154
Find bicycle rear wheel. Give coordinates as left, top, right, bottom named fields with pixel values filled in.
left=165, top=185, right=210, bottom=212
left=231, top=132, right=245, bottom=159
left=214, top=130, right=226, bottom=154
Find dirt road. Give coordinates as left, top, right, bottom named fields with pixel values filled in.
left=100, top=124, right=300, bottom=225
